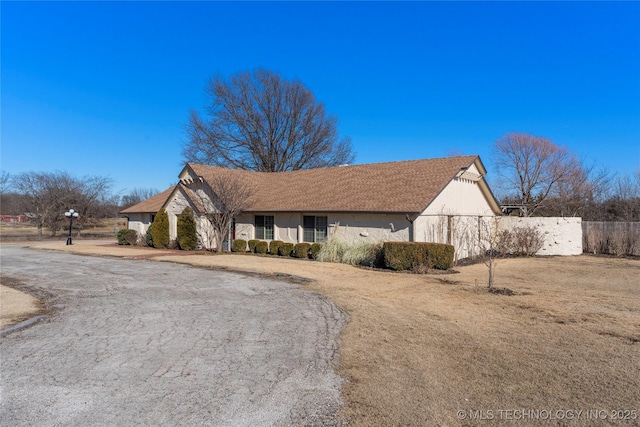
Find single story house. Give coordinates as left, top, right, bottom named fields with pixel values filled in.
left=121, top=155, right=502, bottom=259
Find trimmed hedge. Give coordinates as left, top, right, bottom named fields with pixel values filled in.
left=248, top=239, right=260, bottom=253
left=255, top=241, right=268, bottom=254
left=310, top=243, right=323, bottom=260
left=232, top=239, right=247, bottom=252
left=293, top=243, right=311, bottom=259
left=425, top=243, right=455, bottom=270
left=382, top=242, right=454, bottom=271
left=269, top=240, right=284, bottom=255
left=151, top=208, right=170, bottom=249
left=278, top=242, right=295, bottom=257
left=145, top=224, right=154, bottom=247
left=117, top=229, right=138, bottom=245
left=176, top=207, right=197, bottom=250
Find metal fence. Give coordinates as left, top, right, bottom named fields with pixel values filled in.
left=582, top=221, right=640, bottom=256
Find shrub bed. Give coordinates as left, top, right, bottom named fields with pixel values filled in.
left=269, top=240, right=284, bottom=255
left=382, top=242, right=454, bottom=271
left=278, top=242, right=294, bottom=257
left=293, top=243, right=311, bottom=259
left=117, top=229, right=138, bottom=245
left=255, top=241, right=268, bottom=254
left=232, top=239, right=247, bottom=252
left=310, top=243, right=323, bottom=260
left=248, top=239, right=260, bottom=253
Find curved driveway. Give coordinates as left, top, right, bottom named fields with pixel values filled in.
left=0, top=245, right=346, bottom=426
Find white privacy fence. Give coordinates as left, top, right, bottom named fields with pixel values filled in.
left=417, top=215, right=583, bottom=260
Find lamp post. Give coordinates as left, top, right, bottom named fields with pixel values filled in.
left=65, top=209, right=79, bottom=245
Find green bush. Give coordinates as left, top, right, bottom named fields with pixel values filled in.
left=176, top=207, right=197, bottom=250
left=255, top=241, right=268, bottom=254
left=382, top=242, right=454, bottom=271
left=232, top=239, right=247, bottom=252
left=117, top=229, right=138, bottom=245
left=310, top=243, right=323, bottom=260
left=269, top=240, right=284, bottom=255
left=151, top=208, right=170, bottom=249
left=293, top=243, right=311, bottom=259
left=425, top=242, right=455, bottom=270
left=248, top=239, right=260, bottom=253
left=278, top=242, right=295, bottom=257
left=145, top=224, right=154, bottom=247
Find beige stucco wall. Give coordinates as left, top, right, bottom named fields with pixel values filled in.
left=498, top=216, right=583, bottom=256
left=233, top=212, right=410, bottom=244
left=411, top=172, right=498, bottom=259
left=125, top=213, right=153, bottom=239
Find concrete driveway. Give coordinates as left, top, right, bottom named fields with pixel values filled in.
left=0, top=245, right=347, bottom=426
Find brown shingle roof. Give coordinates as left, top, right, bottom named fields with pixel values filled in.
left=188, top=155, right=483, bottom=213
left=120, top=186, right=176, bottom=214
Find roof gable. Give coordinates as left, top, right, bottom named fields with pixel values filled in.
left=188, top=155, right=496, bottom=214
left=120, top=186, right=175, bottom=214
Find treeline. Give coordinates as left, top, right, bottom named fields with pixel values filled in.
left=493, top=133, right=640, bottom=221
left=0, top=171, right=158, bottom=237
left=501, top=172, right=640, bottom=221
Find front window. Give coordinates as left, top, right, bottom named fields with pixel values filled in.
left=255, top=215, right=274, bottom=240
left=303, top=216, right=327, bottom=243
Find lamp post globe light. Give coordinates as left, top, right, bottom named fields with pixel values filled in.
left=65, top=209, right=79, bottom=245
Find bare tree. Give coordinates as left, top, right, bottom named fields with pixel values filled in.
left=604, top=171, right=640, bottom=221
left=0, top=171, right=11, bottom=195
left=121, top=187, right=160, bottom=209
left=541, top=161, right=613, bottom=217
left=183, top=68, right=355, bottom=172
left=12, top=171, right=113, bottom=237
left=493, top=132, right=580, bottom=216
left=198, top=171, right=255, bottom=252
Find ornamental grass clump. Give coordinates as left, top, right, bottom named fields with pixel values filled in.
left=342, top=240, right=383, bottom=267
left=317, top=236, right=348, bottom=263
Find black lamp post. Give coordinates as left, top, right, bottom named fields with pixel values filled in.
left=65, top=209, right=79, bottom=245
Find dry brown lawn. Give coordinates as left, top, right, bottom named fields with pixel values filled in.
left=7, top=243, right=640, bottom=425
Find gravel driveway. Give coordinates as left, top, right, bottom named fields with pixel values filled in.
left=0, top=246, right=347, bottom=426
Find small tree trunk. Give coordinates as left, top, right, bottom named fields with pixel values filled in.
left=488, top=258, right=495, bottom=289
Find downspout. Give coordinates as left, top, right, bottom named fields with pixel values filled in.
left=405, top=214, right=417, bottom=242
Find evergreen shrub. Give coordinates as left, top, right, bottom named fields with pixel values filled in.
left=117, top=229, right=138, bottom=245
left=293, top=243, right=311, bottom=259
left=151, top=209, right=170, bottom=249
left=269, top=240, right=284, bottom=255
left=278, top=242, right=294, bottom=256
left=255, top=241, right=268, bottom=254
left=310, top=243, right=323, bottom=260
left=176, top=207, right=197, bottom=250
left=232, top=239, right=247, bottom=252
left=382, top=242, right=454, bottom=271
left=248, top=239, right=260, bottom=253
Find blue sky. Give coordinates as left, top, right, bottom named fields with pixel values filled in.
left=2, top=1, right=639, bottom=197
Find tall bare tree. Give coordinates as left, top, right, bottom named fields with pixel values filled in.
left=198, top=171, right=255, bottom=251
left=183, top=68, right=355, bottom=172
left=492, top=132, right=580, bottom=216
left=12, top=171, right=112, bottom=237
